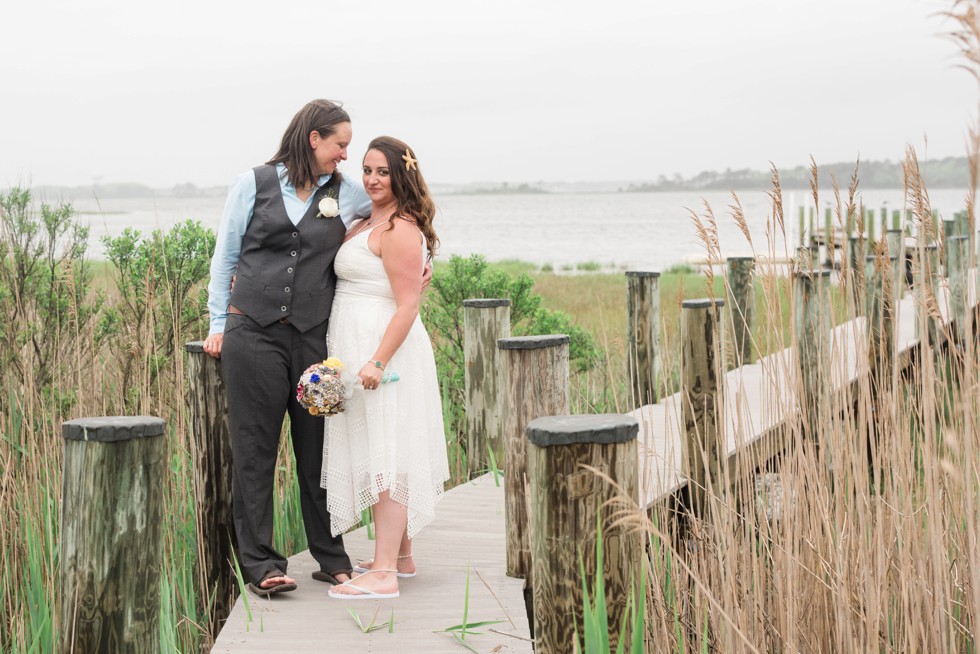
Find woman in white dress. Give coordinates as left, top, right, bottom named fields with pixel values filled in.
left=322, top=136, right=449, bottom=599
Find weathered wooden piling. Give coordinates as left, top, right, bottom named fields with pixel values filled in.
left=914, top=244, right=941, bottom=347
left=463, top=299, right=511, bottom=475
left=954, top=210, right=971, bottom=242
left=943, top=219, right=959, bottom=273
left=184, top=343, right=236, bottom=635
left=885, top=229, right=904, bottom=259
left=499, top=335, right=570, bottom=579
left=794, top=270, right=831, bottom=441
left=866, top=256, right=899, bottom=393
left=846, top=236, right=865, bottom=314
left=947, top=235, right=971, bottom=343
left=726, top=257, right=755, bottom=365
left=824, top=208, right=834, bottom=268
left=808, top=208, right=817, bottom=249
left=626, top=271, right=661, bottom=407
left=680, top=299, right=725, bottom=518
left=885, top=229, right=907, bottom=294
left=61, top=416, right=166, bottom=654
left=867, top=209, right=877, bottom=247
left=798, top=206, right=806, bottom=246
left=526, top=414, right=641, bottom=654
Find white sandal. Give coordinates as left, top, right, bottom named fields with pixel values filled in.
left=353, top=554, right=417, bottom=578
left=327, top=569, right=400, bottom=600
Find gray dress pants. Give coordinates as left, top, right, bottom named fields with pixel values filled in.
left=221, top=312, right=350, bottom=583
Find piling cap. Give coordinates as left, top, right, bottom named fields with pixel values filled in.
left=526, top=414, right=639, bottom=447
left=185, top=341, right=205, bottom=353
left=63, top=416, right=166, bottom=443
left=498, top=334, right=569, bottom=350
left=463, top=299, right=511, bottom=308
left=625, top=270, right=661, bottom=278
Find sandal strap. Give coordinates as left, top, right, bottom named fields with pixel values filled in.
left=355, top=568, right=398, bottom=576
left=358, top=555, right=411, bottom=565
left=260, top=569, right=288, bottom=583
left=336, top=568, right=399, bottom=594
left=338, top=582, right=373, bottom=595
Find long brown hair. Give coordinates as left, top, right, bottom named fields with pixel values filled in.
left=267, top=99, right=350, bottom=190
left=366, top=136, right=439, bottom=258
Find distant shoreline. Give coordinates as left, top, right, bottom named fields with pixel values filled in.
left=6, top=156, right=971, bottom=199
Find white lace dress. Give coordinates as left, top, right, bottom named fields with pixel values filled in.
left=320, top=224, right=449, bottom=538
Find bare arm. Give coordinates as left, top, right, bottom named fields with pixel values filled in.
left=357, top=218, right=424, bottom=388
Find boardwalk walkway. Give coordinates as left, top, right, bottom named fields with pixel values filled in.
left=632, top=284, right=968, bottom=508
left=217, top=273, right=974, bottom=651
left=213, top=473, right=532, bottom=653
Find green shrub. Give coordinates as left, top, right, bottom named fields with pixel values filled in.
left=422, top=254, right=602, bottom=474
left=101, top=220, right=214, bottom=407
left=0, top=187, right=102, bottom=399
left=664, top=262, right=695, bottom=275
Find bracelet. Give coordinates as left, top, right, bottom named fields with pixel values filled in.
left=369, top=359, right=385, bottom=370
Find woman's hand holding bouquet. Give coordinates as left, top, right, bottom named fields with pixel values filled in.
left=296, top=358, right=399, bottom=416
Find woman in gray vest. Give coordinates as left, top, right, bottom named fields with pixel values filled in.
left=322, top=136, right=450, bottom=600
left=203, top=99, right=371, bottom=595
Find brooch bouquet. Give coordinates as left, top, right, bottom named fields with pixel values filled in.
left=316, top=192, right=340, bottom=219
left=296, top=357, right=399, bottom=416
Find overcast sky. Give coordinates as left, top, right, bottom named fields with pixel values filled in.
left=0, top=0, right=972, bottom=188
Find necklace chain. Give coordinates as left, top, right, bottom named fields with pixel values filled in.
left=354, top=210, right=396, bottom=237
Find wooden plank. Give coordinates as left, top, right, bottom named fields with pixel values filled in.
left=214, top=474, right=531, bottom=653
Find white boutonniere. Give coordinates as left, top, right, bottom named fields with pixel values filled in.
left=317, top=192, right=340, bottom=218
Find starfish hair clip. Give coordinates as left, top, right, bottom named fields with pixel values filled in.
left=402, top=148, right=418, bottom=172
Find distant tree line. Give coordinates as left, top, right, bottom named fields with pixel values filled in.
left=623, top=156, right=970, bottom=192
left=6, top=182, right=229, bottom=200
left=465, top=182, right=547, bottom=195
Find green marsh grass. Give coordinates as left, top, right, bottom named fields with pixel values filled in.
left=434, top=563, right=504, bottom=652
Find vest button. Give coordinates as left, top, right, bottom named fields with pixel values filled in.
left=284, top=287, right=291, bottom=293
left=287, top=267, right=294, bottom=274
left=290, top=251, right=297, bottom=257
left=281, top=306, right=287, bottom=312
left=292, top=232, right=298, bottom=238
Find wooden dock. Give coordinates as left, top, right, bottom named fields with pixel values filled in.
left=215, top=266, right=975, bottom=651
left=213, top=473, right=532, bottom=653
left=632, top=283, right=965, bottom=508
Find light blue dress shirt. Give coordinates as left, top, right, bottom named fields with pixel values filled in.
left=207, top=163, right=371, bottom=334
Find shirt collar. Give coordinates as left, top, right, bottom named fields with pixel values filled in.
left=276, top=162, right=332, bottom=191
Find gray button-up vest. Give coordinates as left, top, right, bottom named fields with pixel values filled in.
left=229, top=164, right=347, bottom=332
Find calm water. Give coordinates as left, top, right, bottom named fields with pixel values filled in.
left=71, top=189, right=971, bottom=270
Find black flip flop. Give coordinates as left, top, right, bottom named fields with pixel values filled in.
left=312, top=568, right=353, bottom=584
left=247, top=569, right=297, bottom=596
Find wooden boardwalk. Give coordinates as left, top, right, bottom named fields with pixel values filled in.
left=632, top=283, right=967, bottom=508
left=216, top=271, right=974, bottom=651
left=213, top=473, right=532, bottom=653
